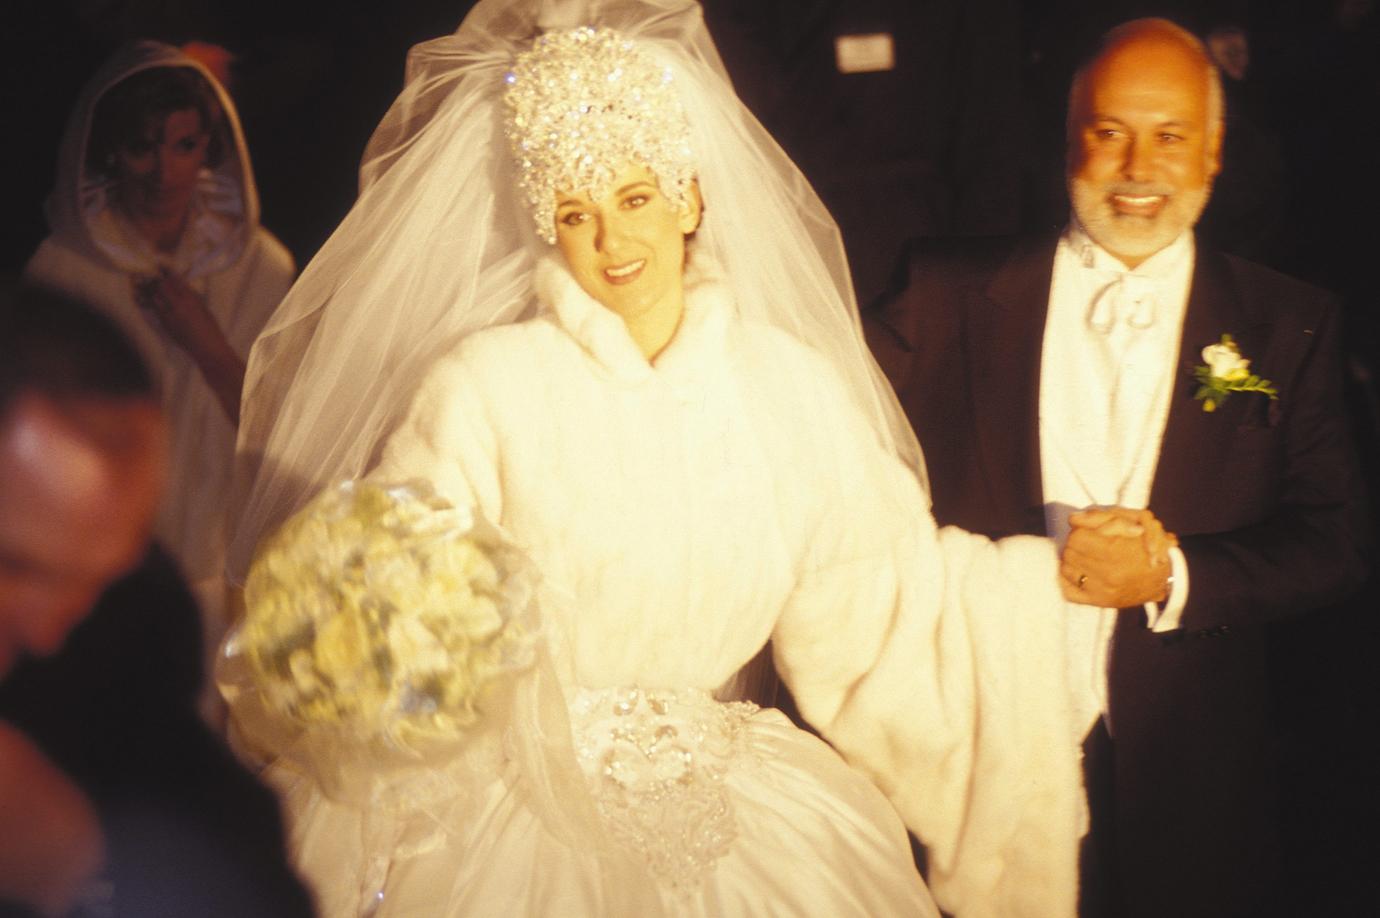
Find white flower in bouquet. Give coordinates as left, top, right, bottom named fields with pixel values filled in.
left=236, top=480, right=539, bottom=754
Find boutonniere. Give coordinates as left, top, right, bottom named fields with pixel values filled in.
left=1193, top=334, right=1278, bottom=412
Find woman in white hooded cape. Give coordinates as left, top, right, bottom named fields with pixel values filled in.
left=225, top=2, right=1137, bottom=915
left=25, top=41, right=295, bottom=675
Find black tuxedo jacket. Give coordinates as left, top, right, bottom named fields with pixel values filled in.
left=867, top=232, right=1369, bottom=916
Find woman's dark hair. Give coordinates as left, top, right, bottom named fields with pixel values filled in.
left=86, top=65, right=226, bottom=179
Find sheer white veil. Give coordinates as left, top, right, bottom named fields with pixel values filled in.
left=229, top=0, right=926, bottom=580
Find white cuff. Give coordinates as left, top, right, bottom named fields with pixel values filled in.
left=1144, top=546, right=1189, bottom=632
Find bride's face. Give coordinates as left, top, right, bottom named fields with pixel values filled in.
left=553, top=163, right=701, bottom=326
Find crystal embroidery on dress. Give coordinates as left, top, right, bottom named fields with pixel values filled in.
left=570, top=686, right=760, bottom=895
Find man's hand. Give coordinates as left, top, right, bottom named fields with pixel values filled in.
left=1059, top=507, right=1177, bottom=607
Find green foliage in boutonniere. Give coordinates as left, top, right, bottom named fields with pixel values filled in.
left=1193, top=334, right=1278, bottom=412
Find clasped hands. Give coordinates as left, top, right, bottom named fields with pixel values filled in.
left=1059, top=507, right=1176, bottom=607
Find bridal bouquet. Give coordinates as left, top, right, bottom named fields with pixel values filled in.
left=234, top=480, right=539, bottom=759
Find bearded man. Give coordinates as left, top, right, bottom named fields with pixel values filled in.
left=868, top=18, right=1368, bottom=918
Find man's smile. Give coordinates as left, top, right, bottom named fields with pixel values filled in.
left=1109, top=193, right=1167, bottom=216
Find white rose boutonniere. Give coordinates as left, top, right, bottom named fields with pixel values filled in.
left=1193, top=334, right=1278, bottom=412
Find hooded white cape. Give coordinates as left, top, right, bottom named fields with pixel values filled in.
left=24, top=41, right=295, bottom=659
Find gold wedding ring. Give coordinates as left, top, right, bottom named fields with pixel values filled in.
left=1076, top=573, right=1088, bottom=589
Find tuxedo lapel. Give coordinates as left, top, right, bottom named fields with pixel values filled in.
left=1150, top=245, right=1271, bottom=528
left=968, top=233, right=1059, bottom=535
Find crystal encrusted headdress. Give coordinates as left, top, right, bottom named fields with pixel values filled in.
left=503, top=26, right=696, bottom=243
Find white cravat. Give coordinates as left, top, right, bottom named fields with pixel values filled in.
left=1040, top=224, right=1193, bottom=731
left=1087, top=272, right=1159, bottom=334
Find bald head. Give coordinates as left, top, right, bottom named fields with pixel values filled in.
left=1069, top=19, right=1224, bottom=146
left=1066, top=19, right=1224, bottom=267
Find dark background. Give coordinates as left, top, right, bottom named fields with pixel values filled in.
left=2, top=1, right=1376, bottom=913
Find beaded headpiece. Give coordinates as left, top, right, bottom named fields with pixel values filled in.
left=503, top=26, right=696, bottom=243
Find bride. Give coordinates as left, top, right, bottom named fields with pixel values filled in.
left=226, top=2, right=1152, bottom=915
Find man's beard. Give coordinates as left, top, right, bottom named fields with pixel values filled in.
left=1068, top=175, right=1211, bottom=265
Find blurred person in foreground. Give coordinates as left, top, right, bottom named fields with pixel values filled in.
left=23, top=42, right=295, bottom=700
left=0, top=283, right=312, bottom=917
left=869, top=17, right=1369, bottom=918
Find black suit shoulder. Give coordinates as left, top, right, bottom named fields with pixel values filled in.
left=866, top=232, right=1055, bottom=390
left=1214, top=248, right=1339, bottom=325
left=876, top=234, right=1029, bottom=314
left=874, top=233, right=1057, bottom=331
left=1217, top=248, right=1332, bottom=296
left=900, top=233, right=1025, bottom=276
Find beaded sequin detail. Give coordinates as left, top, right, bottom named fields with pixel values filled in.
left=503, top=26, right=697, bottom=243
left=570, top=687, right=758, bottom=895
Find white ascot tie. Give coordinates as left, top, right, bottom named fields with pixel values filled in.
left=1087, top=272, right=1159, bottom=334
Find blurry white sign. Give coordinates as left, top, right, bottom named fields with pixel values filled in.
left=834, top=33, right=895, bottom=74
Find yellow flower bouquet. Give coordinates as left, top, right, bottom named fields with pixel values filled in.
left=221, top=480, right=539, bottom=798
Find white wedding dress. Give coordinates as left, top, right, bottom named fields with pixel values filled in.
left=249, top=258, right=1090, bottom=917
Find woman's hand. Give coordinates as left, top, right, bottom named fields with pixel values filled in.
left=133, top=269, right=217, bottom=352
left=132, top=269, right=245, bottom=425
